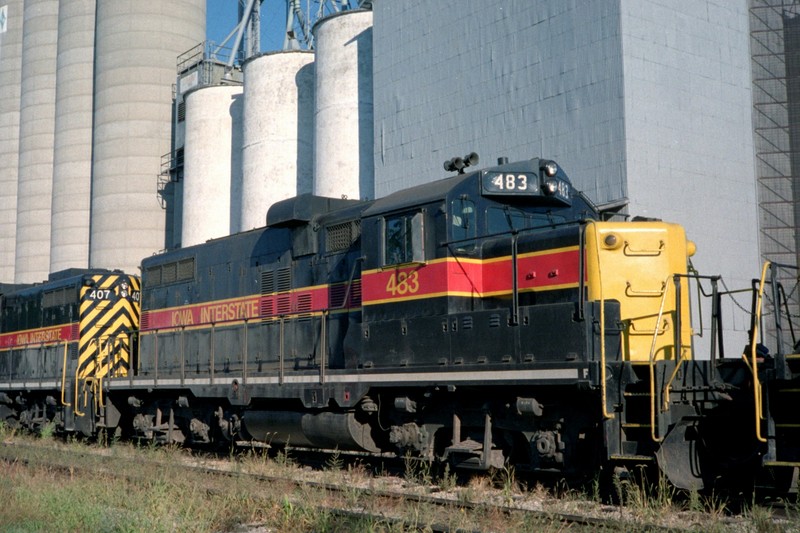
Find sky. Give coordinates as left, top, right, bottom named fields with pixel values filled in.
left=206, top=0, right=293, bottom=54
left=205, top=0, right=358, bottom=55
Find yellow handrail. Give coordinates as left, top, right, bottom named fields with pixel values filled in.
left=74, top=364, right=85, bottom=417
left=745, top=261, right=770, bottom=444
left=647, top=274, right=673, bottom=443
left=588, top=222, right=615, bottom=420
left=60, top=342, right=71, bottom=407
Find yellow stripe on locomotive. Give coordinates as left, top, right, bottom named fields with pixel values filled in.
left=585, top=221, right=694, bottom=362
left=78, top=273, right=140, bottom=379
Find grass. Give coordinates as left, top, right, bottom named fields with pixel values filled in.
left=0, top=428, right=796, bottom=532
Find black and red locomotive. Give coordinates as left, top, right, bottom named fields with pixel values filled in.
left=2, top=155, right=799, bottom=491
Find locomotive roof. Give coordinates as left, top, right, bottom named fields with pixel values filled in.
left=363, top=173, right=472, bottom=217
left=267, top=194, right=363, bottom=227
left=0, top=269, right=124, bottom=299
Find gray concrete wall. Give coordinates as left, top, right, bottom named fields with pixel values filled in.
left=182, top=85, right=243, bottom=246
left=50, top=0, right=95, bottom=272
left=313, top=10, right=374, bottom=201
left=371, top=0, right=627, bottom=204
left=0, top=0, right=24, bottom=283
left=15, top=0, right=58, bottom=283
left=620, top=0, right=760, bottom=338
left=241, top=51, right=314, bottom=231
left=371, top=0, right=761, bottom=353
left=90, top=0, right=205, bottom=273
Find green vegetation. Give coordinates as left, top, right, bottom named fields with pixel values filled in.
left=0, top=427, right=797, bottom=532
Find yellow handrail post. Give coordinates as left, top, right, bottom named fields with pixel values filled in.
left=647, top=275, right=673, bottom=443
left=74, top=364, right=84, bottom=417
left=589, top=222, right=615, bottom=420
left=60, top=342, right=72, bottom=407
left=745, top=261, right=771, bottom=444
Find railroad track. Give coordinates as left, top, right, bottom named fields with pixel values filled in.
left=0, top=439, right=772, bottom=532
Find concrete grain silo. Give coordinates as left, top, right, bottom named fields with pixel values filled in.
left=90, top=0, right=205, bottom=273
left=182, top=85, right=243, bottom=247
left=50, top=0, right=95, bottom=273
left=0, top=0, right=24, bottom=283
left=15, top=0, right=59, bottom=283
left=312, top=10, right=373, bottom=201
left=240, top=51, right=314, bottom=231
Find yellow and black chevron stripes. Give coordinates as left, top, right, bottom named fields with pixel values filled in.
left=78, top=274, right=141, bottom=379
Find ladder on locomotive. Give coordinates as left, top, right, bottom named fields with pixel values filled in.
left=71, top=333, right=131, bottom=423
left=611, top=271, right=726, bottom=462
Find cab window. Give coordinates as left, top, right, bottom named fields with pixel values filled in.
left=384, top=211, right=425, bottom=265
left=450, top=198, right=476, bottom=242
left=487, top=206, right=565, bottom=234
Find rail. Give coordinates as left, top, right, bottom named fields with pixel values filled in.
left=661, top=274, right=688, bottom=413
left=586, top=222, right=614, bottom=420
left=746, top=262, right=771, bottom=443
left=646, top=275, right=673, bottom=442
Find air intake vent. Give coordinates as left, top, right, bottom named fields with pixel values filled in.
left=276, top=268, right=291, bottom=292
left=162, top=262, right=177, bottom=284
left=326, top=220, right=361, bottom=253
left=261, top=270, right=275, bottom=294
left=43, top=287, right=77, bottom=308
left=177, top=258, right=195, bottom=280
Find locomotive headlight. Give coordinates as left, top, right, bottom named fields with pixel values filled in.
left=542, top=160, right=559, bottom=177
left=542, top=180, right=558, bottom=195
left=602, top=233, right=623, bottom=250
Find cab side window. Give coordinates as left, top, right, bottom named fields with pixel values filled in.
left=451, top=198, right=476, bottom=242
left=384, top=211, right=425, bottom=265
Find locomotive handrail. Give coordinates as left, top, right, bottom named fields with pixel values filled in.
left=74, top=364, right=85, bottom=417
left=623, top=240, right=664, bottom=257
left=625, top=281, right=666, bottom=297
left=647, top=274, right=673, bottom=443
left=746, top=261, right=770, bottom=444
left=628, top=319, right=669, bottom=335
left=587, top=221, right=615, bottom=420
left=320, top=311, right=327, bottom=384
left=511, top=232, right=520, bottom=326
left=94, top=338, right=104, bottom=410
left=60, top=341, right=72, bottom=407
left=661, top=274, right=690, bottom=413
left=279, top=316, right=285, bottom=385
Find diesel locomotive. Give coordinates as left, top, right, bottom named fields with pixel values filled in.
left=0, top=270, right=140, bottom=437
left=2, top=155, right=799, bottom=491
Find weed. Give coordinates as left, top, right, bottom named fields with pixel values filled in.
left=0, top=420, right=17, bottom=441
left=744, top=497, right=780, bottom=533
left=403, top=451, right=432, bottom=487
left=326, top=447, right=343, bottom=471
left=38, top=420, right=56, bottom=440
left=499, top=464, right=518, bottom=503
left=438, top=462, right=457, bottom=492
left=275, top=445, right=294, bottom=468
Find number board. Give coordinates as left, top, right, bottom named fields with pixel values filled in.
left=481, top=171, right=539, bottom=195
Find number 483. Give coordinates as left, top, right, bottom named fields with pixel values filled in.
left=385, top=270, right=420, bottom=296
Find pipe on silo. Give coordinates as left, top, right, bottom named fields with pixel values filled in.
left=15, top=0, right=59, bottom=283
left=182, top=85, right=243, bottom=247
left=50, top=0, right=95, bottom=273
left=90, top=0, right=205, bottom=273
left=0, top=0, right=25, bottom=282
left=312, top=10, right=374, bottom=201
left=240, top=51, right=314, bottom=231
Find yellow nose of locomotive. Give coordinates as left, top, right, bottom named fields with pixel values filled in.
left=585, top=221, right=693, bottom=362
